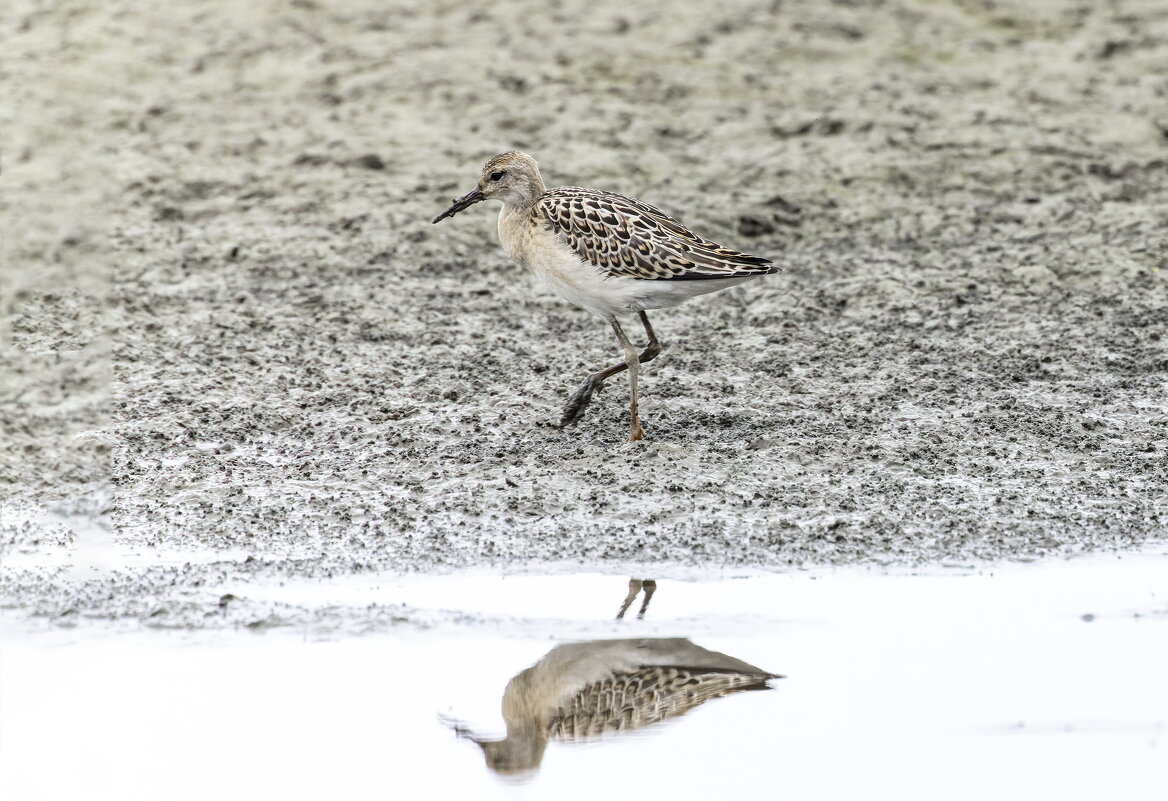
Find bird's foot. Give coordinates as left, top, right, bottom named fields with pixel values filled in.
left=559, top=375, right=603, bottom=427
left=626, top=421, right=645, bottom=442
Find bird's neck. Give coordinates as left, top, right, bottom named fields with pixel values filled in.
left=501, top=176, right=546, bottom=213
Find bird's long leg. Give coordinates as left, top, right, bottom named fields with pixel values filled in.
left=634, top=311, right=662, bottom=361
left=637, top=580, right=657, bottom=618
left=616, top=579, right=643, bottom=619
left=560, top=312, right=661, bottom=427
left=610, top=317, right=645, bottom=441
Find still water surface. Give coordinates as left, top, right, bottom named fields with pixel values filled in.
left=2, top=548, right=1166, bottom=800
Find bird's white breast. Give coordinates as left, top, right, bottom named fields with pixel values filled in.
left=497, top=206, right=628, bottom=319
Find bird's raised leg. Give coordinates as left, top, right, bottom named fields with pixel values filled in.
left=560, top=312, right=662, bottom=427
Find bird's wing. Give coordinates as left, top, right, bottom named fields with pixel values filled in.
left=535, top=187, right=775, bottom=280
left=547, top=665, right=774, bottom=741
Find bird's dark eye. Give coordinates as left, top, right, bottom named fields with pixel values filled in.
left=489, top=170, right=505, bottom=182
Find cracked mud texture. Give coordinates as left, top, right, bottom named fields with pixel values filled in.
left=2, top=0, right=1167, bottom=627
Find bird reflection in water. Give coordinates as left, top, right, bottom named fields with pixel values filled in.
left=616, top=578, right=657, bottom=619
left=444, top=637, right=782, bottom=775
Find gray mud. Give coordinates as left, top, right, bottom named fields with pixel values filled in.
left=2, top=0, right=1167, bottom=627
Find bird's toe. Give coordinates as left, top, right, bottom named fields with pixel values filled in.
left=559, top=376, right=602, bottom=427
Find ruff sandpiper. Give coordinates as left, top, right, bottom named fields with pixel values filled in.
left=433, top=152, right=778, bottom=442
left=445, top=637, right=781, bottom=774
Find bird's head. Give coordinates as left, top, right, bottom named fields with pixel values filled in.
left=432, top=151, right=545, bottom=223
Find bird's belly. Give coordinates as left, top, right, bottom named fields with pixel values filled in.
left=533, top=264, right=759, bottom=319
left=501, top=215, right=763, bottom=319
left=514, top=245, right=627, bottom=319
left=538, top=269, right=681, bottom=320
left=533, top=267, right=634, bottom=319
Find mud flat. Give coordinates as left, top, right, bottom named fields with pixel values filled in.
left=2, top=0, right=1167, bottom=626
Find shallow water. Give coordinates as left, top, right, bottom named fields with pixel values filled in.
left=2, top=548, right=1166, bottom=800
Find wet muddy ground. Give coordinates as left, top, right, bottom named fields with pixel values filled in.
left=3, top=0, right=1167, bottom=627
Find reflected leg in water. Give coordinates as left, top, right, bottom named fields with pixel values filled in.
left=616, top=578, right=658, bottom=619
left=442, top=637, right=782, bottom=776
left=637, top=580, right=656, bottom=617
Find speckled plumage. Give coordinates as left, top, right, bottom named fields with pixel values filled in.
left=443, top=637, right=780, bottom=775
left=534, top=186, right=775, bottom=281
left=547, top=665, right=772, bottom=741
left=433, top=151, right=779, bottom=441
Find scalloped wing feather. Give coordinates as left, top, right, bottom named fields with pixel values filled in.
left=546, top=666, right=773, bottom=741
left=535, top=187, right=775, bottom=281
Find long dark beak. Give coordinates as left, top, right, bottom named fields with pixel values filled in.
left=432, top=187, right=486, bottom=223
